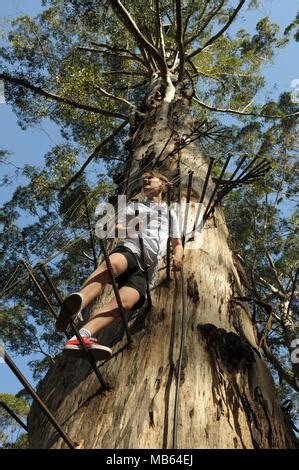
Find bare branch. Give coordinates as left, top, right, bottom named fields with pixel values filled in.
left=192, top=94, right=299, bottom=120
left=183, top=12, right=193, bottom=38
left=187, top=0, right=246, bottom=60
left=154, top=1, right=168, bottom=71
left=175, top=0, right=185, bottom=81
left=24, top=17, right=57, bottom=76
left=110, top=0, right=167, bottom=78
left=185, top=0, right=225, bottom=47
left=212, top=72, right=251, bottom=77
left=77, top=46, right=145, bottom=65
left=248, top=267, right=285, bottom=326
left=113, top=78, right=149, bottom=91
left=60, top=121, right=129, bottom=192
left=286, top=269, right=298, bottom=317
left=262, top=338, right=298, bottom=391
left=92, top=34, right=156, bottom=73
left=0, top=72, right=128, bottom=119
left=139, top=45, right=156, bottom=72
left=91, top=39, right=153, bottom=72
left=187, top=59, right=226, bottom=89
left=153, top=2, right=160, bottom=49
left=100, top=70, right=147, bottom=77
left=33, top=333, right=55, bottom=363
left=253, top=272, right=287, bottom=300
left=95, top=41, right=153, bottom=71
left=232, top=295, right=298, bottom=391
left=90, top=41, right=136, bottom=56
left=95, top=85, right=135, bottom=109
left=183, top=0, right=199, bottom=38
left=240, top=100, right=254, bottom=113
left=265, top=248, right=285, bottom=292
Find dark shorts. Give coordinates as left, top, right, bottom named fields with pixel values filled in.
left=108, top=245, right=147, bottom=309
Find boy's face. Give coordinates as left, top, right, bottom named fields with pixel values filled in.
left=142, top=175, right=164, bottom=196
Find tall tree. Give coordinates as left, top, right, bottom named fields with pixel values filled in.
left=0, top=0, right=297, bottom=448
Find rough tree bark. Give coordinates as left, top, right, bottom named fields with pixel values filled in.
left=27, top=83, right=295, bottom=449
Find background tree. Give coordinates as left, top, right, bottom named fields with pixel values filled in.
left=0, top=392, right=29, bottom=448
left=0, top=0, right=297, bottom=448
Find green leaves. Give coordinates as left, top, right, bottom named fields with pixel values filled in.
left=0, top=392, right=29, bottom=448
left=284, top=11, right=299, bottom=42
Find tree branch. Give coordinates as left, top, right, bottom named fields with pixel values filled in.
left=232, top=295, right=297, bottom=392
left=185, top=0, right=225, bottom=47
left=90, top=40, right=154, bottom=71
left=253, top=272, right=287, bottom=300
left=100, top=70, right=147, bottom=77
left=187, top=59, right=226, bottom=89
left=77, top=46, right=145, bottom=64
left=90, top=41, right=140, bottom=58
left=89, top=41, right=146, bottom=63
left=192, top=94, right=299, bottom=120
left=139, top=45, right=156, bottom=72
left=0, top=73, right=128, bottom=119
left=187, top=0, right=246, bottom=60
left=33, top=333, right=55, bottom=364
left=265, top=248, right=285, bottom=292
left=113, top=78, right=149, bottom=92
left=212, top=72, right=251, bottom=77
left=286, top=269, right=298, bottom=317
left=110, top=0, right=167, bottom=79
left=182, top=0, right=210, bottom=45
left=24, top=17, right=57, bottom=76
left=60, top=120, right=128, bottom=192
left=175, top=0, right=185, bottom=81
left=261, top=338, right=298, bottom=391
left=95, top=86, right=135, bottom=109
left=155, top=0, right=167, bottom=66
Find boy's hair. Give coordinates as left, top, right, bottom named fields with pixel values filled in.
left=142, top=170, right=169, bottom=198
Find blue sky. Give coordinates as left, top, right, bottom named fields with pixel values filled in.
left=0, top=1, right=298, bottom=396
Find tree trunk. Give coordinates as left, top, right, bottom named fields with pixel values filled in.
left=27, top=88, right=294, bottom=449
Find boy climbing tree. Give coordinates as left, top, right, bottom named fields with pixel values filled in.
left=56, top=171, right=183, bottom=360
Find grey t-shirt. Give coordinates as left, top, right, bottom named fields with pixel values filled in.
left=116, top=199, right=181, bottom=282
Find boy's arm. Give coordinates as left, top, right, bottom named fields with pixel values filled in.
left=171, top=238, right=184, bottom=271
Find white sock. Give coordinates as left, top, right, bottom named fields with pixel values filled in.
left=69, top=328, right=91, bottom=341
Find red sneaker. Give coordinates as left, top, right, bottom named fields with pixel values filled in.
left=63, top=336, right=112, bottom=361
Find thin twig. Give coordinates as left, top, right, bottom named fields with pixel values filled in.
left=175, top=0, right=185, bottom=80
left=187, top=0, right=246, bottom=60
left=192, top=93, right=299, bottom=120
left=0, top=73, right=128, bottom=119
left=60, top=120, right=129, bottom=192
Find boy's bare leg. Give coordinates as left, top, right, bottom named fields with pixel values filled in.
left=82, top=286, right=140, bottom=337
left=79, top=252, right=128, bottom=308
